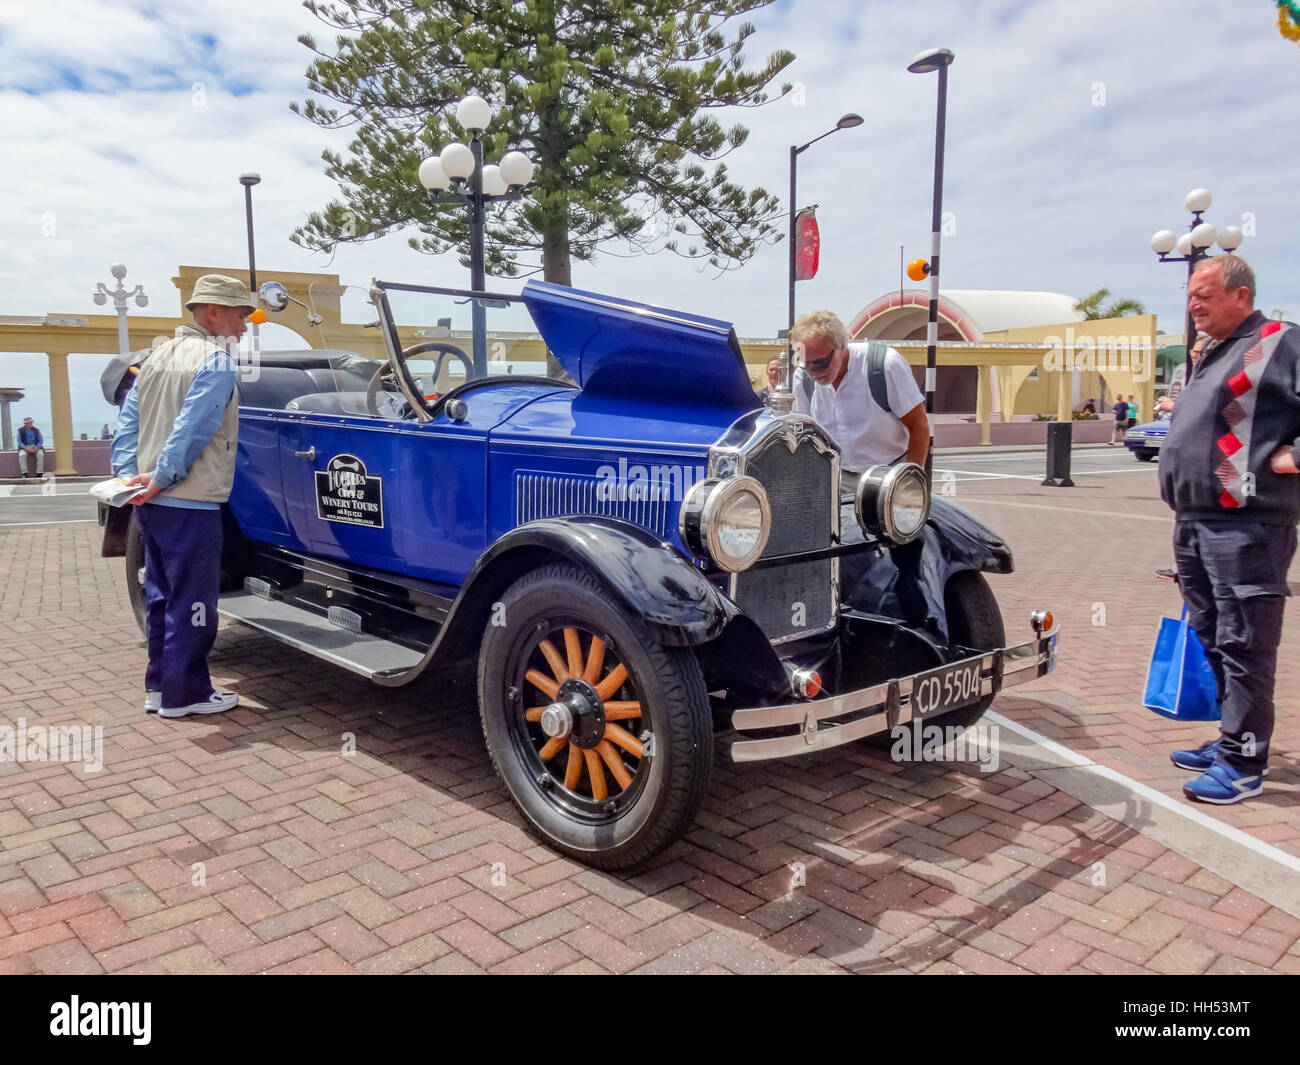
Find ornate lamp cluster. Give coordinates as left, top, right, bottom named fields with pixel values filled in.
left=417, top=95, right=537, bottom=375
left=1149, top=188, right=1245, bottom=360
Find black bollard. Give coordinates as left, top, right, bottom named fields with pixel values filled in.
left=1042, top=420, right=1075, bottom=487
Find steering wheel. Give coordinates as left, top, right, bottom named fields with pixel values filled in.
left=367, top=342, right=474, bottom=418
left=366, top=362, right=405, bottom=418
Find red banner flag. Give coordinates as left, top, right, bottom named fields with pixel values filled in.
left=794, top=207, right=820, bottom=281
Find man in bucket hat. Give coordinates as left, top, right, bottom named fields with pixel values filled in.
left=16, top=416, right=45, bottom=477
left=111, top=274, right=254, bottom=718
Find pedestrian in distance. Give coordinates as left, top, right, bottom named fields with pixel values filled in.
left=15, top=416, right=45, bottom=477
left=1110, top=393, right=1129, bottom=444
left=1157, top=335, right=1207, bottom=415
left=111, top=274, right=253, bottom=719
left=1161, top=255, right=1300, bottom=803
left=756, top=357, right=782, bottom=406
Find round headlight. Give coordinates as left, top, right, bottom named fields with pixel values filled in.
left=889, top=470, right=929, bottom=540
left=854, top=463, right=931, bottom=544
left=680, top=476, right=771, bottom=572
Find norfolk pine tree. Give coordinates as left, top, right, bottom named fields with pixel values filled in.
left=290, top=0, right=796, bottom=291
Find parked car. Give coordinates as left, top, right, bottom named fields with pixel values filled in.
left=1124, top=414, right=1170, bottom=461
left=100, top=279, right=1058, bottom=869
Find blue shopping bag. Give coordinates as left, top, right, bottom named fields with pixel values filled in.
left=1142, top=606, right=1220, bottom=721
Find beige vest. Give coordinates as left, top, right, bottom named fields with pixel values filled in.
left=136, top=324, right=240, bottom=503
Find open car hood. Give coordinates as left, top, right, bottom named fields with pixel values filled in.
left=521, top=279, right=757, bottom=408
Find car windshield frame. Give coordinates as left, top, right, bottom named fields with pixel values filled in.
left=370, top=279, right=530, bottom=423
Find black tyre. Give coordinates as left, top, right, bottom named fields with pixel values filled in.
left=477, top=563, right=712, bottom=870
left=1136, top=449, right=1156, bottom=462
left=124, top=514, right=146, bottom=635
left=936, top=570, right=1006, bottom=730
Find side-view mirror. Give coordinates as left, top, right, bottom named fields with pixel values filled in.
left=260, top=281, right=290, bottom=313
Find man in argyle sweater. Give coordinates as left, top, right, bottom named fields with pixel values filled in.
left=1160, top=255, right=1300, bottom=803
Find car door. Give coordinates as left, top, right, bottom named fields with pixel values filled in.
left=280, top=412, right=404, bottom=572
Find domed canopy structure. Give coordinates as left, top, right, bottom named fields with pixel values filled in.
left=849, top=289, right=1084, bottom=343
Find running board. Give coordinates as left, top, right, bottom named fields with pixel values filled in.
left=218, top=590, right=426, bottom=681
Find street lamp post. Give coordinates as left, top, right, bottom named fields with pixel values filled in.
left=240, top=173, right=261, bottom=349
left=771, top=112, right=863, bottom=413
left=907, top=46, right=955, bottom=482
left=419, top=95, right=536, bottom=378
left=1149, top=189, right=1244, bottom=368
left=92, top=263, right=148, bottom=356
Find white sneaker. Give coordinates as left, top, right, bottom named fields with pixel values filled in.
left=145, top=691, right=162, bottom=713
left=160, top=692, right=238, bottom=719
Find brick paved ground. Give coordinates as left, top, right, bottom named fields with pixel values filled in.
left=2, top=468, right=1299, bottom=975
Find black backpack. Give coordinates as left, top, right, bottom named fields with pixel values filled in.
left=798, top=341, right=891, bottom=411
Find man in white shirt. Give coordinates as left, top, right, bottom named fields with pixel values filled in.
left=790, top=310, right=929, bottom=490
left=790, top=310, right=934, bottom=631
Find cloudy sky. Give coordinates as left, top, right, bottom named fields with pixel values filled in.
left=1, top=0, right=1297, bottom=432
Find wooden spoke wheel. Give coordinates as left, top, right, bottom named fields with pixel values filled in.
left=477, top=563, right=713, bottom=870
left=517, top=624, right=649, bottom=816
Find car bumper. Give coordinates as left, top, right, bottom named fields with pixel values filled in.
left=1124, top=434, right=1162, bottom=451
left=728, top=623, right=1058, bottom=762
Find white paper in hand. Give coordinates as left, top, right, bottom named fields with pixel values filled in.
left=89, top=477, right=148, bottom=507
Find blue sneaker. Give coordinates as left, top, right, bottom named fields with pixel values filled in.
left=1182, top=762, right=1264, bottom=804
left=1170, top=739, right=1219, bottom=772
left=1171, top=740, right=1268, bottom=776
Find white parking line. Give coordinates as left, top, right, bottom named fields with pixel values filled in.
left=990, top=711, right=1300, bottom=879
left=935, top=466, right=1155, bottom=481
left=959, top=498, right=1173, bottom=523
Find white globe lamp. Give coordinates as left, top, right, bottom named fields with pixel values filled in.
left=1217, top=226, right=1243, bottom=251
left=439, top=142, right=475, bottom=181
left=480, top=164, right=508, bottom=197
left=456, top=95, right=492, bottom=134
left=419, top=156, right=450, bottom=190
left=1150, top=229, right=1177, bottom=255
left=499, top=151, right=535, bottom=188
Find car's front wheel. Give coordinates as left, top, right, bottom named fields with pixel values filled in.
left=476, top=563, right=712, bottom=870
left=1136, top=449, right=1156, bottom=461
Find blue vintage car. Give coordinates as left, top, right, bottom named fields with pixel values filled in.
left=1124, top=415, right=1169, bottom=461
left=102, top=279, right=1057, bottom=869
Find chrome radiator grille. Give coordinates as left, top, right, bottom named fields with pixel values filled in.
left=514, top=471, right=674, bottom=539
left=732, top=440, right=835, bottom=642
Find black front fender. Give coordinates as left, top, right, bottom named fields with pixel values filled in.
left=839, top=497, right=1014, bottom=639
left=928, top=496, right=1014, bottom=576
left=433, top=517, right=738, bottom=664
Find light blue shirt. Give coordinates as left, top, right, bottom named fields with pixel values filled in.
left=112, top=350, right=236, bottom=511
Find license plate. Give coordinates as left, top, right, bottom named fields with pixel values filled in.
left=909, top=658, right=986, bottom=718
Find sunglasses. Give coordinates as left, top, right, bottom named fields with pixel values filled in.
left=805, top=351, right=836, bottom=374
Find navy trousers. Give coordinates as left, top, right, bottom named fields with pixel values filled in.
left=135, top=504, right=222, bottom=710
left=1173, top=518, right=1295, bottom=773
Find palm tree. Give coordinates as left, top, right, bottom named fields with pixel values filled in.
left=1074, top=288, right=1145, bottom=320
